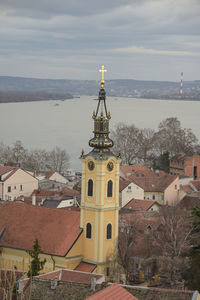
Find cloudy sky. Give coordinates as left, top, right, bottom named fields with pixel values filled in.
left=0, top=0, right=199, bottom=81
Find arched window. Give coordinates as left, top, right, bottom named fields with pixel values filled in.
left=107, top=180, right=113, bottom=197
left=88, top=179, right=93, bottom=196
left=86, top=223, right=92, bottom=239
left=107, top=224, right=112, bottom=239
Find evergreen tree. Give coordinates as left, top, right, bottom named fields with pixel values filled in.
left=27, top=239, right=46, bottom=277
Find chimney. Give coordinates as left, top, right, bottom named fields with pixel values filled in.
left=32, top=194, right=36, bottom=206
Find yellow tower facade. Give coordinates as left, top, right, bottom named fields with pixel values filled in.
left=80, top=66, right=121, bottom=277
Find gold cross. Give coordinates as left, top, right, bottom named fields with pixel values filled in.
left=99, top=65, right=107, bottom=87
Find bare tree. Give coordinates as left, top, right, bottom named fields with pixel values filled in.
left=23, top=149, right=49, bottom=173
left=112, top=123, right=142, bottom=165
left=152, top=205, right=193, bottom=284
left=155, top=117, right=198, bottom=156
left=46, top=146, right=70, bottom=174
left=137, top=128, right=157, bottom=163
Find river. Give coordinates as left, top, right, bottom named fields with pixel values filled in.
left=1, top=96, right=200, bottom=170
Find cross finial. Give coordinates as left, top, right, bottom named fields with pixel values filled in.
left=99, top=65, right=107, bottom=88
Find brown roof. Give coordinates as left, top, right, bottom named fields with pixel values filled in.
left=36, top=269, right=104, bottom=284
left=120, top=212, right=162, bottom=232
left=32, top=188, right=80, bottom=198
left=120, top=165, right=151, bottom=177
left=178, top=195, right=200, bottom=210
left=124, top=199, right=159, bottom=211
left=0, top=201, right=82, bottom=256
left=85, top=283, right=139, bottom=300
left=119, top=177, right=132, bottom=192
left=0, top=166, right=18, bottom=181
left=75, top=262, right=96, bottom=273
left=127, top=173, right=177, bottom=192
left=0, top=166, right=17, bottom=176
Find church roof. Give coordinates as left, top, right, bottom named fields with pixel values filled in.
left=0, top=201, right=82, bottom=256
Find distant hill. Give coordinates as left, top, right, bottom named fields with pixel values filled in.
left=0, top=76, right=200, bottom=99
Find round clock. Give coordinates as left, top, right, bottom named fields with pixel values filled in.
left=107, top=161, right=114, bottom=171
left=88, top=161, right=95, bottom=171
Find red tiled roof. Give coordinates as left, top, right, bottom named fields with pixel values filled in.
left=127, top=173, right=177, bottom=192
left=75, top=262, right=96, bottom=273
left=0, top=166, right=18, bottom=182
left=36, top=269, right=103, bottom=284
left=124, top=199, right=158, bottom=211
left=32, top=188, right=80, bottom=198
left=119, top=177, right=131, bottom=192
left=0, top=201, right=82, bottom=256
left=120, top=165, right=151, bottom=177
left=119, top=212, right=162, bottom=232
left=85, top=283, right=138, bottom=300
left=0, top=166, right=17, bottom=176
left=120, top=165, right=177, bottom=192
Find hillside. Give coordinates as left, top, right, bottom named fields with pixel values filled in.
left=0, top=76, right=200, bottom=100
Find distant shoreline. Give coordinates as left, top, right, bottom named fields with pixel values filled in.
left=0, top=91, right=73, bottom=104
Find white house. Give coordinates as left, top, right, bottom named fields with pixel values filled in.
left=119, top=177, right=144, bottom=208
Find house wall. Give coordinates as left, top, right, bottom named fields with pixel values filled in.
left=144, top=192, right=163, bottom=202
left=185, top=155, right=200, bottom=179
left=170, top=158, right=184, bottom=175
left=3, top=169, right=38, bottom=201
left=38, top=179, right=67, bottom=191
left=164, top=177, right=179, bottom=205
left=121, top=182, right=144, bottom=207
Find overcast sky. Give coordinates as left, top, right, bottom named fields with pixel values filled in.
left=0, top=0, right=199, bottom=81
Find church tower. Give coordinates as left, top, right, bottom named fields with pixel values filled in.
left=80, top=66, right=121, bottom=277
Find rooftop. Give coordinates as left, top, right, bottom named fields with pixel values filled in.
left=0, top=201, right=82, bottom=256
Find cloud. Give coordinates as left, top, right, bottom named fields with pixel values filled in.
left=0, top=0, right=200, bottom=80
left=114, top=46, right=200, bottom=57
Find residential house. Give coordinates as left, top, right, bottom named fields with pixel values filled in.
left=37, top=171, right=69, bottom=190
left=170, top=153, right=200, bottom=179
left=0, top=166, right=38, bottom=201
left=119, top=177, right=144, bottom=207
left=45, top=171, right=69, bottom=184
left=124, top=199, right=160, bottom=212
left=127, top=169, right=179, bottom=205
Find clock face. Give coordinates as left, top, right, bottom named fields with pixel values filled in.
left=88, top=161, right=95, bottom=171
left=107, top=161, right=114, bottom=171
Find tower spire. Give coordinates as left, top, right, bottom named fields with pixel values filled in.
left=88, top=65, right=114, bottom=156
